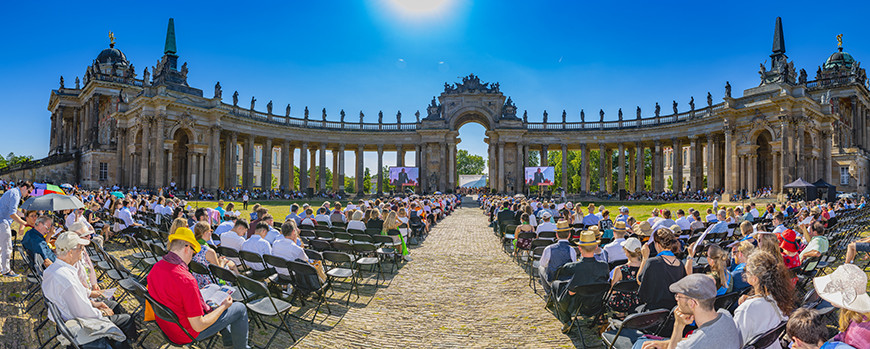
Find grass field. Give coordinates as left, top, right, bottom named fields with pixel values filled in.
left=189, top=198, right=735, bottom=223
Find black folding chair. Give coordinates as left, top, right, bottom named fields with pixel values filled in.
left=288, top=260, right=332, bottom=323
left=142, top=290, right=219, bottom=348
left=352, top=242, right=383, bottom=285
left=45, top=299, right=84, bottom=349
left=601, top=309, right=670, bottom=349
left=238, top=250, right=275, bottom=281
left=741, top=322, right=786, bottom=349
left=322, top=251, right=359, bottom=305
left=235, top=274, right=297, bottom=346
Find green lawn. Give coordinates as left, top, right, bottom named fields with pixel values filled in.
left=190, top=198, right=734, bottom=223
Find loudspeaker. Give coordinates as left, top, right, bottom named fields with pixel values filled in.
left=305, top=187, right=314, bottom=198
left=619, top=189, right=627, bottom=200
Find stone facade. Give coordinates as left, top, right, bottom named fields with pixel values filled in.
left=25, top=17, right=870, bottom=197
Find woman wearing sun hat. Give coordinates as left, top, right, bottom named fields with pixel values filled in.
left=814, top=264, right=870, bottom=349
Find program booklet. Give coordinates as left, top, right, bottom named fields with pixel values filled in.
left=200, top=284, right=235, bottom=308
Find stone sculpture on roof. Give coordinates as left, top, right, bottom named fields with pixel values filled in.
left=267, top=100, right=273, bottom=114
left=250, top=96, right=256, bottom=110
left=340, top=109, right=346, bottom=123
left=214, top=82, right=221, bottom=99
left=443, top=74, right=501, bottom=94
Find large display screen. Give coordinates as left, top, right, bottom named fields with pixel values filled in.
left=525, top=166, right=555, bottom=186
left=389, top=167, right=419, bottom=186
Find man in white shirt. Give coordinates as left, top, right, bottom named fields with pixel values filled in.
left=705, top=208, right=718, bottom=223
left=213, top=212, right=237, bottom=238
left=117, top=200, right=141, bottom=232
left=314, top=208, right=331, bottom=227
left=42, top=232, right=136, bottom=346
left=674, top=209, right=692, bottom=231
left=220, top=220, right=248, bottom=266
left=272, top=224, right=309, bottom=276
left=749, top=203, right=760, bottom=219
left=651, top=209, right=677, bottom=232
left=536, top=211, right=557, bottom=233
left=601, top=221, right=628, bottom=262
left=260, top=214, right=281, bottom=245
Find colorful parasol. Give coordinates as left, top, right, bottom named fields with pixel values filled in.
left=31, top=183, right=65, bottom=197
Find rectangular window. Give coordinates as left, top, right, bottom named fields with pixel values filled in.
left=99, top=162, right=108, bottom=181
left=840, top=167, right=850, bottom=185
left=236, top=145, right=241, bottom=164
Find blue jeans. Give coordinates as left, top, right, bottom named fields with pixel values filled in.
left=195, top=302, right=249, bottom=349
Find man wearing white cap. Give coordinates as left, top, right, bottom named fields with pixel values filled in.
left=536, top=211, right=556, bottom=233
left=42, top=231, right=136, bottom=348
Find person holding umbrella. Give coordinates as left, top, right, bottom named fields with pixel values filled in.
left=0, top=181, right=33, bottom=277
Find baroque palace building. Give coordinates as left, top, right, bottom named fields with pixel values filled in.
left=5, top=17, right=870, bottom=197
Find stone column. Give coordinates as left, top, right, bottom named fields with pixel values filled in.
left=824, top=131, right=833, bottom=184
left=448, top=143, right=456, bottom=189
left=635, top=142, right=644, bottom=192
left=561, top=143, right=569, bottom=191
left=724, top=129, right=734, bottom=195
left=795, top=129, right=804, bottom=180
left=139, top=118, right=151, bottom=187
left=488, top=141, right=496, bottom=188
left=415, top=145, right=421, bottom=167
left=705, top=134, right=714, bottom=191
left=580, top=143, right=589, bottom=193
left=541, top=144, right=549, bottom=167
left=318, top=143, right=327, bottom=192
left=397, top=144, right=404, bottom=167
left=152, top=116, right=165, bottom=188
left=261, top=138, right=273, bottom=190
left=309, top=148, right=317, bottom=190
left=773, top=151, right=781, bottom=192
left=299, top=142, right=309, bottom=192
left=598, top=143, right=607, bottom=192
left=688, top=136, right=698, bottom=191
left=208, top=127, right=220, bottom=190
left=498, top=141, right=505, bottom=192
left=356, top=145, right=364, bottom=195
left=338, top=144, right=346, bottom=193
left=749, top=154, right=758, bottom=192
left=225, top=132, right=235, bottom=188
left=332, top=148, right=339, bottom=192
left=243, top=135, right=254, bottom=191
left=441, top=142, right=448, bottom=191
left=618, top=143, right=626, bottom=192
left=116, top=128, right=126, bottom=186
left=281, top=140, right=291, bottom=191
left=628, top=146, right=636, bottom=192
left=606, top=148, right=613, bottom=193
left=166, top=150, right=173, bottom=188
left=377, top=144, right=384, bottom=195
left=654, top=140, right=664, bottom=192
left=517, top=143, right=525, bottom=193
left=672, top=138, right=682, bottom=192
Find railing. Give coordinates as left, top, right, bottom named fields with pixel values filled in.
left=93, top=74, right=144, bottom=87
left=219, top=104, right=420, bottom=132
left=806, top=77, right=858, bottom=90
left=524, top=104, right=720, bottom=131
left=0, top=153, right=76, bottom=175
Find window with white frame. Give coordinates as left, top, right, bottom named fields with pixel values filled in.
left=840, top=167, right=850, bottom=185
left=99, top=162, right=108, bottom=181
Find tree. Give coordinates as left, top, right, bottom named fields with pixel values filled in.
left=528, top=150, right=540, bottom=167
left=456, top=149, right=486, bottom=175
left=362, top=168, right=372, bottom=193
left=271, top=174, right=278, bottom=189
left=344, top=176, right=355, bottom=193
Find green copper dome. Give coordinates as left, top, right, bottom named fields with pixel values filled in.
left=824, top=48, right=856, bottom=70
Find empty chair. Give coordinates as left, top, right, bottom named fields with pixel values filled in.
left=235, top=274, right=297, bottom=346
left=321, top=251, right=359, bottom=305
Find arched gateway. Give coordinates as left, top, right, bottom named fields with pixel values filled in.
left=19, top=17, right=870, bottom=197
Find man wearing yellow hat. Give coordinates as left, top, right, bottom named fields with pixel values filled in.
left=550, top=229, right=609, bottom=333
left=147, top=227, right=250, bottom=348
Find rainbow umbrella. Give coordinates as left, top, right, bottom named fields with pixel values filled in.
left=31, top=183, right=65, bottom=197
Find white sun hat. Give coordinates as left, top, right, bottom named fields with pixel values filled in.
left=814, top=263, right=870, bottom=313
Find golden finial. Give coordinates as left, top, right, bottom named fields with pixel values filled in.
left=109, top=31, right=116, bottom=47
left=837, top=34, right=843, bottom=48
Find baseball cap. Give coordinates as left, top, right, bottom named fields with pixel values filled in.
left=55, top=231, right=90, bottom=254
left=669, top=274, right=717, bottom=300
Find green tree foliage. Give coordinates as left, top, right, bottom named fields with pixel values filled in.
left=0, top=152, right=34, bottom=170
left=528, top=150, right=540, bottom=167
left=363, top=168, right=372, bottom=193
left=456, top=149, right=486, bottom=175
left=344, top=176, right=355, bottom=193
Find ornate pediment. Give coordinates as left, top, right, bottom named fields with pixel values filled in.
left=443, top=74, right=500, bottom=95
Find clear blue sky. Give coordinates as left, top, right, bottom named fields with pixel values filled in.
left=2, top=0, right=869, bottom=175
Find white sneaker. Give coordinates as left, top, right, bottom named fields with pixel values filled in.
left=404, top=255, right=413, bottom=262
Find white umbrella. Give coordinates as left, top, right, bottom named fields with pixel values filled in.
left=20, top=194, right=85, bottom=211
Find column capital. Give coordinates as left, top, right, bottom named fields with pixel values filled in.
left=319, top=143, right=326, bottom=150
left=301, top=141, right=309, bottom=147
left=688, top=134, right=699, bottom=141
left=377, top=144, right=384, bottom=152
left=338, top=143, right=346, bottom=151
left=282, top=139, right=291, bottom=147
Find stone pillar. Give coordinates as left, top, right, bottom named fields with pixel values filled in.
left=517, top=143, right=525, bottom=193
left=308, top=148, right=316, bottom=190
left=541, top=144, right=548, bottom=167
left=672, top=138, right=682, bottom=192
left=166, top=149, right=173, bottom=188
left=356, top=144, right=364, bottom=195
left=243, top=135, right=254, bottom=191
left=628, top=146, right=636, bottom=192
left=415, top=145, right=421, bottom=167
left=724, top=129, right=734, bottom=195
left=654, top=140, right=664, bottom=192
left=208, top=127, right=220, bottom=190
left=618, top=143, right=626, bottom=192
left=139, top=118, right=151, bottom=187
left=338, top=144, right=346, bottom=193
left=498, top=141, right=505, bottom=192
left=441, top=142, right=448, bottom=191
left=377, top=144, right=384, bottom=195
left=606, top=148, right=613, bottom=193
left=580, top=143, right=589, bottom=193
left=488, top=141, right=496, bottom=188
left=795, top=129, right=804, bottom=180
left=705, top=134, right=714, bottom=191
left=773, top=151, right=781, bottom=192
left=281, top=140, right=291, bottom=191
left=332, top=148, right=339, bottom=192
left=299, top=142, right=309, bottom=192
left=448, top=143, right=456, bottom=189
left=824, top=131, right=833, bottom=184
left=318, top=143, right=327, bottom=192
left=635, top=142, right=644, bottom=192
left=397, top=144, right=404, bottom=167
left=116, top=128, right=126, bottom=187
left=598, top=143, right=607, bottom=192
left=688, top=136, right=698, bottom=191
left=152, top=116, right=165, bottom=188
left=262, top=138, right=273, bottom=190
left=561, top=143, right=569, bottom=191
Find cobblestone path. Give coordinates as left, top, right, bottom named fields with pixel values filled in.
left=294, top=198, right=593, bottom=348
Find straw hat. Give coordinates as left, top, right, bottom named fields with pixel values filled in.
left=168, top=227, right=201, bottom=253
left=814, top=264, right=870, bottom=313
left=613, top=221, right=627, bottom=233
left=555, top=220, right=572, bottom=232
left=587, top=225, right=601, bottom=237
left=576, top=230, right=600, bottom=246
left=633, top=221, right=653, bottom=236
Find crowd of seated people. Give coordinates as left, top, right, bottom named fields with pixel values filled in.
left=481, top=192, right=870, bottom=348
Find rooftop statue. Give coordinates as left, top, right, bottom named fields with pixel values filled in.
left=655, top=102, right=661, bottom=117
left=359, top=111, right=364, bottom=124
left=143, top=67, right=150, bottom=85
left=232, top=91, right=239, bottom=106
left=304, top=106, right=309, bottom=120
left=799, top=68, right=807, bottom=85
left=523, top=110, right=528, bottom=123
left=214, top=81, right=222, bottom=99
left=707, top=92, right=712, bottom=107
left=75, top=77, right=80, bottom=89
left=580, top=109, right=585, bottom=122
left=267, top=100, right=273, bottom=114
left=60, top=76, right=64, bottom=89
left=542, top=110, right=548, bottom=123
left=180, top=62, right=188, bottom=79
left=378, top=110, right=383, bottom=123
left=322, top=108, right=327, bottom=121
left=636, top=106, right=641, bottom=119
left=725, top=81, right=732, bottom=98
left=689, top=96, right=695, bottom=111
left=618, top=108, right=623, bottom=121
left=397, top=110, right=402, bottom=123
left=286, top=104, right=291, bottom=117
left=562, top=110, right=567, bottom=123
left=415, top=110, right=420, bottom=123
left=672, top=100, right=678, bottom=115
left=250, top=96, right=256, bottom=110
left=340, top=109, right=346, bottom=123
left=599, top=109, right=604, bottom=122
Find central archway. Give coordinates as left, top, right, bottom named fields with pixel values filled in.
left=454, top=115, right=490, bottom=191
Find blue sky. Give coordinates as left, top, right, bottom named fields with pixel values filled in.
left=1, top=0, right=869, bottom=175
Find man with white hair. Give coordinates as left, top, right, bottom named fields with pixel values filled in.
left=42, top=231, right=137, bottom=348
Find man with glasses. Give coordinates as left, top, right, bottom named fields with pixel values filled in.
left=148, top=227, right=249, bottom=348
left=0, top=181, right=32, bottom=277
left=21, top=215, right=56, bottom=270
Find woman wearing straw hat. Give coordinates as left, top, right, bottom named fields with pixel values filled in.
left=814, top=264, right=870, bottom=349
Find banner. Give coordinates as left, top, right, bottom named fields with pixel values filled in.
left=458, top=175, right=487, bottom=188
left=525, top=167, right=555, bottom=186
left=388, top=167, right=419, bottom=186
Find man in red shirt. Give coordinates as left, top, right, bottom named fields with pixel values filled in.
left=147, top=227, right=249, bottom=348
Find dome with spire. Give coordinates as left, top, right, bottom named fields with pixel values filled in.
left=824, top=47, right=856, bottom=70
left=95, top=46, right=128, bottom=65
